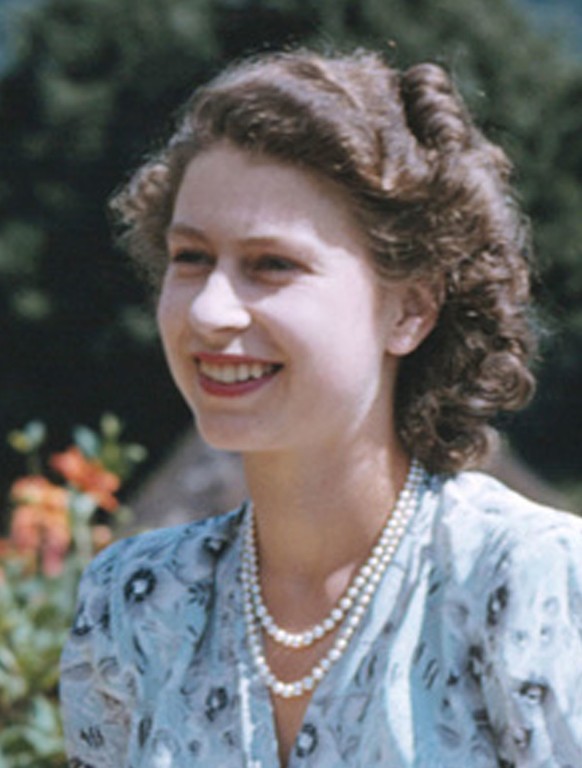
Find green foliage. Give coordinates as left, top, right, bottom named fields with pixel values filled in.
left=0, top=416, right=144, bottom=767
left=0, top=558, right=76, bottom=768
left=0, top=0, right=580, bottom=509
left=72, top=413, right=148, bottom=481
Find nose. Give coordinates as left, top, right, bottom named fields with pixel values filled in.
left=188, top=269, right=251, bottom=338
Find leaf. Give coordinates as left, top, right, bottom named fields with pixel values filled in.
left=72, top=425, right=100, bottom=458
left=100, top=412, right=122, bottom=440
left=7, top=422, right=47, bottom=454
left=69, top=491, right=97, bottom=521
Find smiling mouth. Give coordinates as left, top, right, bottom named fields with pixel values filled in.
left=197, top=360, right=281, bottom=384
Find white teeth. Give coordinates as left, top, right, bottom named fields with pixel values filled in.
left=199, top=360, right=277, bottom=384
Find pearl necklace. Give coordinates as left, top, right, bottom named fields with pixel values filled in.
left=241, top=459, right=425, bottom=699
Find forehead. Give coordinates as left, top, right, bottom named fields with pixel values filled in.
left=170, top=143, right=369, bottom=254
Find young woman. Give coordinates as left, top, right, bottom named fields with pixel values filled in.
left=60, top=49, right=582, bottom=767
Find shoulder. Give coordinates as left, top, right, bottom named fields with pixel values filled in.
left=431, top=475, right=582, bottom=763
left=436, top=468, right=582, bottom=542
left=61, top=507, right=246, bottom=747
left=81, top=506, right=244, bottom=587
left=69, top=506, right=245, bottom=643
left=439, top=469, right=578, bottom=528
left=429, top=471, right=582, bottom=586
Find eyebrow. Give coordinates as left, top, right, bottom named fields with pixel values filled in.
left=166, top=222, right=317, bottom=257
left=166, top=223, right=208, bottom=241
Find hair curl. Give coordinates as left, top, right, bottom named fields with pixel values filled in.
left=112, top=48, right=538, bottom=474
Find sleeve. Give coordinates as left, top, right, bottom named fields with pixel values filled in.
left=60, top=543, right=132, bottom=768
left=477, top=516, right=582, bottom=767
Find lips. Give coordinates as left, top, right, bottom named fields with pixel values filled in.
left=195, top=354, right=282, bottom=397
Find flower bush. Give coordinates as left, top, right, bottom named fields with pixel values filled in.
left=0, top=415, right=145, bottom=768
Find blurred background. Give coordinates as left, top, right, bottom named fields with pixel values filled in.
left=0, top=2, right=581, bottom=762
left=1, top=0, right=581, bottom=525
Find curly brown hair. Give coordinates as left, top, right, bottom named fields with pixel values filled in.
left=112, top=48, right=537, bottom=474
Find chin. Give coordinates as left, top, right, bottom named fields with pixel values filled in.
left=194, top=417, right=274, bottom=455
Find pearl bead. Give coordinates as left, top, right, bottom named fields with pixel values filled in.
left=241, top=459, right=425, bottom=698
left=323, top=618, right=335, bottom=632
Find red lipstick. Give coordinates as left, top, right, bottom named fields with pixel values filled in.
left=195, top=353, right=282, bottom=398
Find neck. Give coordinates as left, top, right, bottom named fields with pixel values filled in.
left=242, top=435, right=411, bottom=585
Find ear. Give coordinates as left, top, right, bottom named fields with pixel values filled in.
left=383, top=280, right=441, bottom=357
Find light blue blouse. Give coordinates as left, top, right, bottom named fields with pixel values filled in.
left=60, top=472, right=582, bottom=767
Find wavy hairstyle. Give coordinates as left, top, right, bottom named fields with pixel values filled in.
left=112, top=49, right=538, bottom=474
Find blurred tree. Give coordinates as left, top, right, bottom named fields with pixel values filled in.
left=1, top=0, right=581, bottom=525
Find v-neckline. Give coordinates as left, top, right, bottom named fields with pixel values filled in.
left=218, top=487, right=433, bottom=767
left=216, top=507, right=337, bottom=767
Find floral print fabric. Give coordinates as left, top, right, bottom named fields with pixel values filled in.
left=60, top=472, right=582, bottom=767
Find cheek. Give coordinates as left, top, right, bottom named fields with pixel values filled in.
left=156, top=284, right=185, bottom=345
left=157, top=307, right=188, bottom=383
left=156, top=296, right=195, bottom=401
left=156, top=300, right=173, bottom=353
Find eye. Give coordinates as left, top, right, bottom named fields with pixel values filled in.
left=251, top=254, right=301, bottom=274
left=170, top=248, right=213, bottom=265
left=171, top=248, right=211, bottom=264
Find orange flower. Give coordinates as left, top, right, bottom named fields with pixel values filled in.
left=11, top=475, right=69, bottom=511
left=39, top=519, right=71, bottom=577
left=10, top=504, right=42, bottom=552
left=9, top=476, right=72, bottom=576
left=11, top=505, right=71, bottom=576
left=50, top=446, right=120, bottom=512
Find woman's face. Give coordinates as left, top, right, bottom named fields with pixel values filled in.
left=158, top=143, right=425, bottom=455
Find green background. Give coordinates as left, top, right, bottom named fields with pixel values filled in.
left=1, top=0, right=581, bottom=520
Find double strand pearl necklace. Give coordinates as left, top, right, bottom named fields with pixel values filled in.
left=241, top=458, right=425, bottom=699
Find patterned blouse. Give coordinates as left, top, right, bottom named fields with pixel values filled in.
left=60, top=471, right=582, bottom=767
